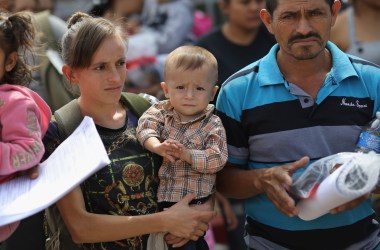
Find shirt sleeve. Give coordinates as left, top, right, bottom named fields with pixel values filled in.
left=136, top=103, right=165, bottom=146
left=0, top=97, right=45, bottom=175
left=189, top=116, right=228, bottom=174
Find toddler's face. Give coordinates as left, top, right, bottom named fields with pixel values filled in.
left=161, top=65, right=218, bottom=122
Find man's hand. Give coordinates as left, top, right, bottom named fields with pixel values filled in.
left=255, top=156, right=310, bottom=217
left=330, top=193, right=371, bottom=214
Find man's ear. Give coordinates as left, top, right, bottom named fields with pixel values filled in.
left=331, top=0, right=342, bottom=27
left=260, top=9, right=274, bottom=35
left=5, top=52, right=18, bottom=72
left=160, top=82, right=169, bottom=99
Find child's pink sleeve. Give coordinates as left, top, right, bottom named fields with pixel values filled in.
left=0, top=96, right=46, bottom=176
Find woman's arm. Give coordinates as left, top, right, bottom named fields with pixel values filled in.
left=57, top=187, right=215, bottom=244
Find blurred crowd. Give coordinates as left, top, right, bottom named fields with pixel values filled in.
left=0, top=0, right=379, bottom=250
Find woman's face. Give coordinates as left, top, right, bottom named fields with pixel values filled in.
left=222, top=0, right=266, bottom=31
left=71, top=35, right=127, bottom=105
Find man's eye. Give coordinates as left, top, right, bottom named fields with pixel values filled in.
left=310, top=11, right=323, bottom=16
left=282, top=14, right=294, bottom=20
left=176, top=86, right=185, bottom=90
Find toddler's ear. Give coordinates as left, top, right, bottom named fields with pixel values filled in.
left=5, top=52, right=18, bottom=72
left=160, top=82, right=170, bottom=98
left=211, top=85, right=219, bottom=101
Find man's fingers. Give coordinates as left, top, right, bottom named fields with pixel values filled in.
left=287, top=156, right=310, bottom=173
left=330, top=193, right=370, bottom=214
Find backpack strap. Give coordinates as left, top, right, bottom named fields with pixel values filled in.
left=53, top=99, right=83, bottom=140
left=121, top=92, right=151, bottom=118
left=53, top=93, right=150, bottom=140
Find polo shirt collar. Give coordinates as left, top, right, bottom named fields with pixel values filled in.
left=257, top=42, right=358, bottom=87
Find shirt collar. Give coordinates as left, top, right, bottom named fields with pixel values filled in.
left=164, top=100, right=215, bottom=124
left=257, top=42, right=358, bottom=87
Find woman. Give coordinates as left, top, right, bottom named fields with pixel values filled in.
left=43, top=11, right=214, bottom=249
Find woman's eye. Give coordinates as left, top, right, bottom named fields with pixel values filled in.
left=95, top=65, right=105, bottom=70
left=117, top=60, right=126, bottom=66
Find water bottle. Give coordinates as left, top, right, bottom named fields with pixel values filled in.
left=355, top=112, right=380, bottom=153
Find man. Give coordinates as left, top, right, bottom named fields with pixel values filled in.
left=215, top=0, right=380, bottom=249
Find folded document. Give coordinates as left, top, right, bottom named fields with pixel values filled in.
left=0, top=116, right=110, bottom=226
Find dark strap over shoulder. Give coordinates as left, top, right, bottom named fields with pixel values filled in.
left=121, top=92, right=151, bottom=118
left=53, top=92, right=151, bottom=141
left=54, top=99, right=83, bottom=140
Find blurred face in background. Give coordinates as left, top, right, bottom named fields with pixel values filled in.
left=0, top=0, right=52, bottom=12
left=220, top=0, right=266, bottom=31
left=112, top=0, right=144, bottom=17
left=354, top=0, right=380, bottom=9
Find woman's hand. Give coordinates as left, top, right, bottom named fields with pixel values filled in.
left=163, top=193, right=216, bottom=247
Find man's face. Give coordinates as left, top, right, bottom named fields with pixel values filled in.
left=261, top=0, right=340, bottom=60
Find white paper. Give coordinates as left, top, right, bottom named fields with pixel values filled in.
left=0, top=116, right=110, bottom=226
left=297, top=152, right=380, bottom=220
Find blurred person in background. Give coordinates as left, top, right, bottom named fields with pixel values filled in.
left=330, top=0, right=380, bottom=66
left=90, top=0, right=195, bottom=100
left=196, top=0, right=276, bottom=105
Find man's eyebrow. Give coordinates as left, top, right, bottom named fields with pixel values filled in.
left=278, top=10, right=297, bottom=17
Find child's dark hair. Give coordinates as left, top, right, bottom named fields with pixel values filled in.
left=61, top=11, right=127, bottom=69
left=0, top=10, right=37, bottom=86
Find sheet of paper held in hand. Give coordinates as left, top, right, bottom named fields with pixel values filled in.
left=0, top=116, right=111, bottom=226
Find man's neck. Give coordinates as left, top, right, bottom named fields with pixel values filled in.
left=277, top=48, right=332, bottom=99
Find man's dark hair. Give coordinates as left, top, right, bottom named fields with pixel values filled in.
left=265, top=0, right=335, bottom=15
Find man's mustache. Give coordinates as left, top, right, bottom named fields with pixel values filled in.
left=288, top=32, right=321, bottom=44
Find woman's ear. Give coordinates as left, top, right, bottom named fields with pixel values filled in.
left=62, top=64, right=77, bottom=84
left=5, top=52, right=18, bottom=72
